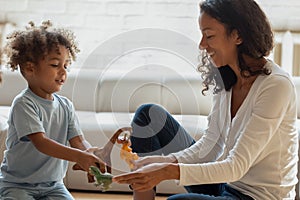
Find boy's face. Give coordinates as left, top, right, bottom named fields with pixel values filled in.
left=27, top=45, right=71, bottom=100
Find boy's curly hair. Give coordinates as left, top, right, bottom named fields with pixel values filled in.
left=3, top=20, right=80, bottom=71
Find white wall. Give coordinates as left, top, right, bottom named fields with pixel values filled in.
left=0, top=0, right=299, bottom=72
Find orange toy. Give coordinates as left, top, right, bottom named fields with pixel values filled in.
left=117, top=132, right=139, bottom=169
left=73, top=127, right=138, bottom=177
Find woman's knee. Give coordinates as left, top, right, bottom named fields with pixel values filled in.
left=132, top=104, right=164, bottom=126
left=167, top=193, right=215, bottom=200
left=136, top=104, right=163, bottom=115
left=167, top=193, right=199, bottom=200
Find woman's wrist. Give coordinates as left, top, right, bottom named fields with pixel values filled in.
left=164, top=154, right=178, bottom=163
left=165, top=163, right=180, bottom=180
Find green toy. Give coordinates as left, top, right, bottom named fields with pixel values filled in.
left=89, top=166, right=113, bottom=192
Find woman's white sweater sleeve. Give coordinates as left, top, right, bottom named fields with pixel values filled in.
left=171, top=94, right=225, bottom=164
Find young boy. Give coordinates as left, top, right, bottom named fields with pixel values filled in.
left=0, top=21, right=102, bottom=199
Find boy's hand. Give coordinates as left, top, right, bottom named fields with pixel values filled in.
left=72, top=147, right=108, bottom=182
left=73, top=147, right=111, bottom=173
left=72, top=127, right=132, bottom=183
left=74, top=150, right=104, bottom=172
left=72, top=163, right=95, bottom=183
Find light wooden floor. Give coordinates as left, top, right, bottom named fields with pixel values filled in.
left=70, top=191, right=167, bottom=200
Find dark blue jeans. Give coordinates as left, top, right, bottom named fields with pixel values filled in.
left=130, top=104, right=254, bottom=200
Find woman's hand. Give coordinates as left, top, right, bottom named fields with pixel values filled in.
left=133, top=154, right=178, bottom=170
left=113, top=163, right=180, bottom=192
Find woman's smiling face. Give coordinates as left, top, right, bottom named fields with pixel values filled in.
left=198, top=12, right=242, bottom=68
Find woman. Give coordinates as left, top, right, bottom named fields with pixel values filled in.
left=113, top=0, right=298, bottom=199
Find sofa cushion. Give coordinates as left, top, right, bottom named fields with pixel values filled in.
left=0, top=71, right=26, bottom=107
left=96, top=70, right=162, bottom=113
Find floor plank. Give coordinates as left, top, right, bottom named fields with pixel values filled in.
left=70, top=191, right=168, bottom=200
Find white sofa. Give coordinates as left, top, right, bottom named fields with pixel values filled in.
left=0, top=66, right=300, bottom=197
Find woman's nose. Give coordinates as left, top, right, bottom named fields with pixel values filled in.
left=199, top=36, right=207, bottom=50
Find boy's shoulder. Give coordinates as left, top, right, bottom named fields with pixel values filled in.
left=12, top=90, right=73, bottom=109
left=12, top=89, right=34, bottom=105
left=53, top=93, right=74, bottom=107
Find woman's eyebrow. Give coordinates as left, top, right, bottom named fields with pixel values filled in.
left=201, top=27, right=215, bottom=32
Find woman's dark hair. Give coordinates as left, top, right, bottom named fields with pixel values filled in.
left=198, top=0, right=273, bottom=94
left=3, top=20, right=80, bottom=72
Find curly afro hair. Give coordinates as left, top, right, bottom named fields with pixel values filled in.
left=3, top=20, right=80, bottom=72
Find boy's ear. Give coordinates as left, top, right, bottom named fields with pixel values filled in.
left=23, top=62, right=35, bottom=73
left=21, top=62, right=35, bottom=77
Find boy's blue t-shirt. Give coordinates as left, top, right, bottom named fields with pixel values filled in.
left=0, top=88, right=82, bottom=187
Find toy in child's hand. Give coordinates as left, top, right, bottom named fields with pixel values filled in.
left=89, top=166, right=113, bottom=192
left=72, top=127, right=135, bottom=189
left=117, top=131, right=139, bottom=169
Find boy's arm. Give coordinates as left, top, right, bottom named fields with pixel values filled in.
left=27, top=132, right=100, bottom=172
left=70, top=135, right=109, bottom=172
left=69, top=135, right=92, bottom=150
left=69, top=135, right=108, bottom=183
